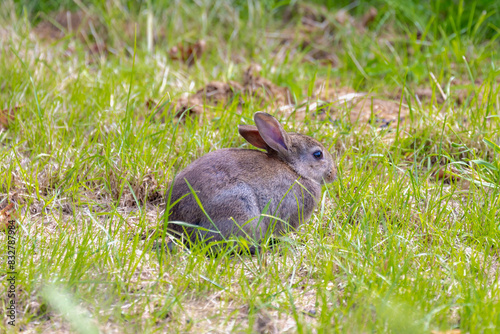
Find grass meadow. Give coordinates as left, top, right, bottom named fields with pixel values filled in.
left=1, top=0, right=500, bottom=332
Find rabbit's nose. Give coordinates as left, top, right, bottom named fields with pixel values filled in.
left=326, top=165, right=337, bottom=183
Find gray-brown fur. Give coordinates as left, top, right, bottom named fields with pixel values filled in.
left=165, top=112, right=336, bottom=245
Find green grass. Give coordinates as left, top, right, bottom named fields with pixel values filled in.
left=1, top=0, right=500, bottom=332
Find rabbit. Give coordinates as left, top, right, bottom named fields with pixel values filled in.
left=164, top=112, right=336, bottom=249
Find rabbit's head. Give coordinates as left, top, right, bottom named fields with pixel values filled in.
left=239, top=112, right=337, bottom=185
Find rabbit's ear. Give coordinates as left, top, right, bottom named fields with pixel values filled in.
left=238, top=125, right=270, bottom=150
left=254, top=112, right=290, bottom=153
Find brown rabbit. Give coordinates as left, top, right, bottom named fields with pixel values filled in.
left=165, top=112, right=336, bottom=248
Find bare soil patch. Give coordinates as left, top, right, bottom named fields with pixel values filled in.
left=278, top=90, right=408, bottom=129
left=148, top=65, right=293, bottom=119
left=0, top=105, right=20, bottom=130
left=168, top=40, right=207, bottom=66
left=34, top=10, right=107, bottom=56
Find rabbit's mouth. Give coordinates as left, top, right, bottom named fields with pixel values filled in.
left=321, top=178, right=330, bottom=185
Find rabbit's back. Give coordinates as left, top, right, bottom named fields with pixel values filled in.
left=167, top=148, right=321, bottom=241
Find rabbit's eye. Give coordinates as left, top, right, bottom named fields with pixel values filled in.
left=313, top=151, right=323, bottom=159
